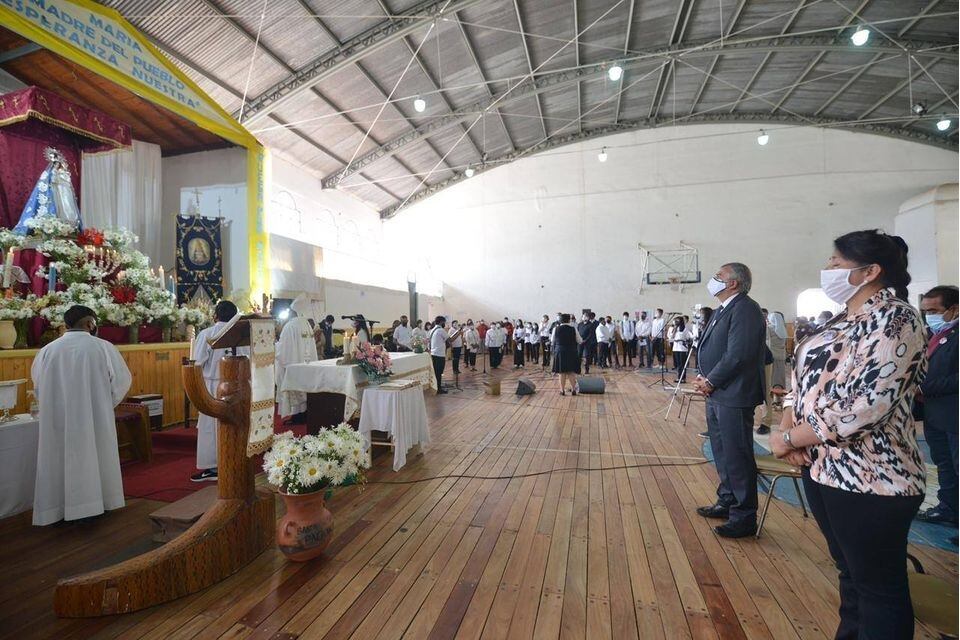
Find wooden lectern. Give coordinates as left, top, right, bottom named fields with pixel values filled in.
left=53, top=315, right=277, bottom=617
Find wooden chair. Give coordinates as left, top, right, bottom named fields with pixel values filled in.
left=755, top=454, right=807, bottom=538
left=114, top=402, right=152, bottom=463
left=908, top=554, right=959, bottom=638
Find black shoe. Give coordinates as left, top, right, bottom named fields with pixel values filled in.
left=696, top=504, right=730, bottom=519
left=714, top=520, right=757, bottom=539
left=756, top=425, right=771, bottom=435
left=560, top=391, right=565, bottom=396
left=916, top=506, right=959, bottom=525
left=436, top=389, right=448, bottom=395
left=950, top=536, right=958, bottom=546
left=697, top=431, right=709, bottom=439
left=191, top=468, right=218, bottom=482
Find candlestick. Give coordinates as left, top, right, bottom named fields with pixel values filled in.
left=47, top=264, right=57, bottom=293
left=2, top=248, right=13, bottom=289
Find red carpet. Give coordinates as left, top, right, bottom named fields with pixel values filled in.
left=121, top=415, right=308, bottom=503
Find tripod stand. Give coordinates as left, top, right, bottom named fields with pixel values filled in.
left=647, top=312, right=680, bottom=388
left=665, top=345, right=696, bottom=418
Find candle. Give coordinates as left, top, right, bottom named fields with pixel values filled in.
left=189, top=335, right=195, bottom=360
left=2, top=248, right=13, bottom=288
left=158, top=265, right=165, bottom=288
left=47, top=264, right=57, bottom=292
left=168, top=275, right=176, bottom=295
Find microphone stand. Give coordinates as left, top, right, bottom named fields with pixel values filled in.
left=647, top=312, right=680, bottom=388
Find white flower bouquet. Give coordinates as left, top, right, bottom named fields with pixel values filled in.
left=262, top=423, right=370, bottom=495
left=0, top=296, right=35, bottom=321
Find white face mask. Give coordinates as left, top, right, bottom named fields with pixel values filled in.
left=707, top=277, right=727, bottom=297
left=820, top=266, right=870, bottom=305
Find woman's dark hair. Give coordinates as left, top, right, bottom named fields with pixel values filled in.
left=560, top=313, right=571, bottom=323
left=700, top=306, right=713, bottom=326
left=833, top=229, right=911, bottom=300
left=675, top=317, right=685, bottom=331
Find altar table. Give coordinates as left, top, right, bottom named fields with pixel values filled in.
left=281, top=352, right=435, bottom=425
left=0, top=414, right=38, bottom=518
left=358, top=385, right=430, bottom=471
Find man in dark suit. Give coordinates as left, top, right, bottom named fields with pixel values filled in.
left=693, top=262, right=767, bottom=538
left=916, top=285, right=959, bottom=531
left=577, top=312, right=599, bottom=374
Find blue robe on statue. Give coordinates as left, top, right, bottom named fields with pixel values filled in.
left=13, top=148, right=82, bottom=235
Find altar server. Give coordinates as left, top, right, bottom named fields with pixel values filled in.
left=191, top=300, right=243, bottom=482
left=31, top=305, right=132, bottom=526
left=276, top=294, right=319, bottom=417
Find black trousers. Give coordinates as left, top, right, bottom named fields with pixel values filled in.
left=705, top=400, right=757, bottom=525
left=540, top=338, right=551, bottom=367
left=465, top=349, right=477, bottom=367
left=598, top=342, right=610, bottom=368
left=489, top=346, right=502, bottom=368
left=579, top=343, right=596, bottom=372
left=626, top=337, right=637, bottom=359
left=672, top=351, right=687, bottom=381
left=451, top=347, right=462, bottom=374
left=652, top=337, right=665, bottom=365
left=637, top=340, right=649, bottom=367
left=802, top=470, right=923, bottom=640
left=431, top=355, right=445, bottom=389
left=924, top=418, right=958, bottom=516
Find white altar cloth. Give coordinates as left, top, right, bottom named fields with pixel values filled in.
left=0, top=414, right=39, bottom=519
left=280, top=352, right=435, bottom=422
left=359, top=385, right=430, bottom=471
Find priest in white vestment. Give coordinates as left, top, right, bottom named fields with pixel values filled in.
left=31, top=305, right=132, bottom=526
left=191, top=300, right=246, bottom=482
left=276, top=294, right=319, bottom=417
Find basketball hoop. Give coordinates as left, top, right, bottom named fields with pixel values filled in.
left=668, top=275, right=682, bottom=292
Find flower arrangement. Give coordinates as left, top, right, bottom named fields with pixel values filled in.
left=0, top=295, right=36, bottom=321
left=410, top=334, right=426, bottom=353
left=354, top=342, right=393, bottom=380
left=262, top=424, right=369, bottom=495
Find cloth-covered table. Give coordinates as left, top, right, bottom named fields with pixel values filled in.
left=0, top=414, right=39, bottom=519
left=281, top=352, right=435, bottom=423
left=358, top=385, right=430, bottom=471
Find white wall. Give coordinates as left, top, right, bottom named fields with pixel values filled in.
left=895, top=183, right=959, bottom=303
left=161, top=148, right=248, bottom=293
left=268, top=155, right=438, bottom=330
left=384, top=124, right=958, bottom=319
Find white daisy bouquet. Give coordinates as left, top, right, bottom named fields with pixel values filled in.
left=262, top=423, right=370, bottom=495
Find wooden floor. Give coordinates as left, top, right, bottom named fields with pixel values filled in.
left=1, top=365, right=956, bottom=640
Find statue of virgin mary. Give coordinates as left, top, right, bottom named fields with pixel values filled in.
left=13, top=147, right=83, bottom=234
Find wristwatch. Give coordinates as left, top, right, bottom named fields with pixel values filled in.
left=782, top=430, right=794, bottom=449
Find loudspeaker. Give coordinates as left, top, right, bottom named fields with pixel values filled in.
left=577, top=376, right=605, bottom=394
left=516, top=378, right=537, bottom=395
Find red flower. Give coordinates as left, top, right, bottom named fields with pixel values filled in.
left=110, top=284, right=137, bottom=304
left=77, top=228, right=105, bottom=247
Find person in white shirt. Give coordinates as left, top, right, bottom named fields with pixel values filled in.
left=596, top=317, right=614, bottom=368
left=620, top=312, right=636, bottom=368
left=31, top=305, right=132, bottom=525
left=606, top=315, right=622, bottom=369
left=276, top=295, right=319, bottom=417
left=429, top=316, right=462, bottom=394
left=525, top=322, right=539, bottom=363
left=485, top=322, right=505, bottom=369
left=191, top=300, right=248, bottom=482
left=513, top=320, right=526, bottom=368
left=539, top=315, right=552, bottom=368
left=462, top=320, right=481, bottom=371
left=394, top=315, right=412, bottom=351
left=670, top=316, right=693, bottom=383
left=449, top=320, right=464, bottom=375
left=651, top=308, right=666, bottom=369
left=411, top=319, right=426, bottom=351
left=636, top=312, right=653, bottom=369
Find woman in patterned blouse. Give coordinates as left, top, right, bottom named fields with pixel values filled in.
left=770, top=229, right=926, bottom=640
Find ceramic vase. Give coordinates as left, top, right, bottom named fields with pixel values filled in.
left=0, top=321, right=15, bottom=349
left=277, top=490, right=335, bottom=561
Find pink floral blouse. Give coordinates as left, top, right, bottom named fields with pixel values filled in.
left=789, top=289, right=926, bottom=496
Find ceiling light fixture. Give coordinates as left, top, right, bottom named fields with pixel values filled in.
left=912, top=102, right=928, bottom=116
left=413, top=96, right=426, bottom=112
left=597, top=147, right=608, bottom=162
left=850, top=26, right=870, bottom=46
left=464, top=167, right=475, bottom=177
left=607, top=64, right=623, bottom=82
left=936, top=117, right=952, bottom=131
left=757, top=130, right=769, bottom=146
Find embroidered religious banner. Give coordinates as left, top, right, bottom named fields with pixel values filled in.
left=0, top=87, right=132, bottom=150
left=176, top=214, right=223, bottom=305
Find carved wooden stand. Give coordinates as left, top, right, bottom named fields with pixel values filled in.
left=53, top=356, right=275, bottom=617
